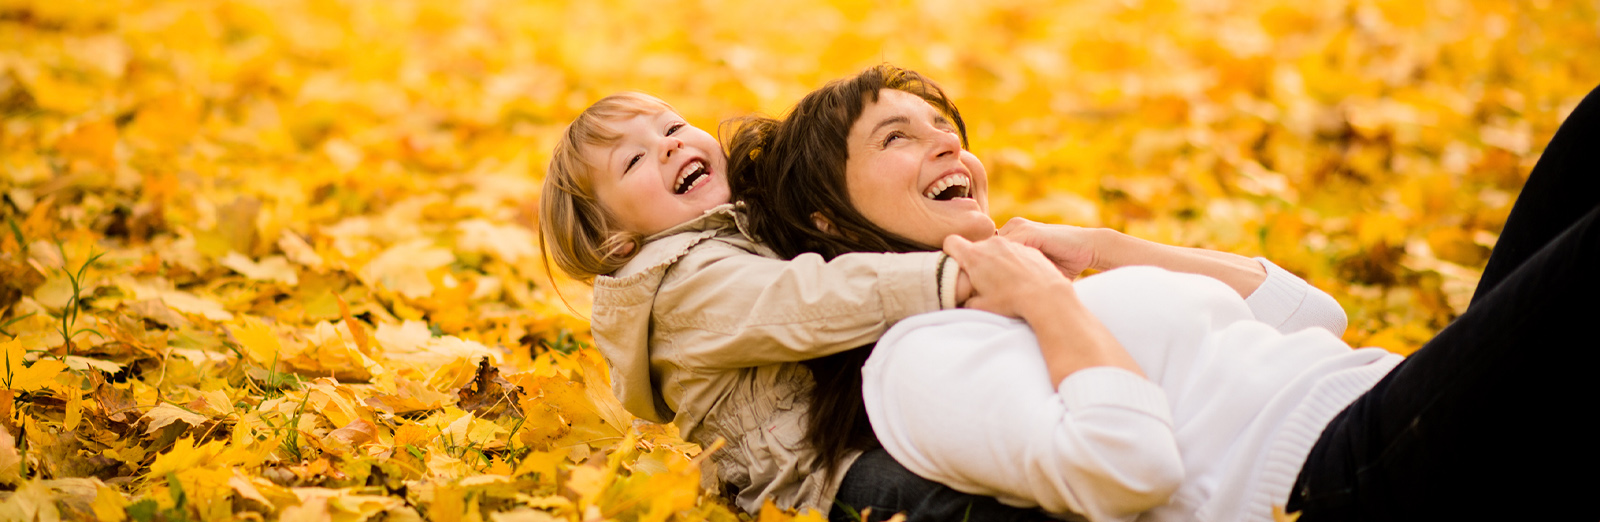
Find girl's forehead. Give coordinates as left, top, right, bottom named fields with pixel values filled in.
left=597, top=109, right=676, bottom=137
left=578, top=110, right=673, bottom=170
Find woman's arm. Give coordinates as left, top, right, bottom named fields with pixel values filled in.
left=864, top=312, right=1183, bottom=521
left=997, top=217, right=1266, bottom=297
left=860, top=235, right=1181, bottom=519
left=998, top=218, right=1346, bottom=335
left=942, top=235, right=1142, bottom=384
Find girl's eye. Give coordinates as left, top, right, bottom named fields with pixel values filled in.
left=666, top=122, right=685, bottom=135
left=625, top=153, right=643, bottom=172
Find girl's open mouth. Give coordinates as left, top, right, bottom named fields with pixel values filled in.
left=675, top=160, right=710, bottom=194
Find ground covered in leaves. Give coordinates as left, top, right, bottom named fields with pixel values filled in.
left=1, top=0, right=1596, bottom=520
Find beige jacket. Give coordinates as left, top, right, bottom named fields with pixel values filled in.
left=591, top=204, right=958, bottom=514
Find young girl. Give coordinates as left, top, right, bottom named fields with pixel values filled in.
left=537, top=92, right=976, bottom=515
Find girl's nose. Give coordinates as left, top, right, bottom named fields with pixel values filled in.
left=659, top=137, right=684, bottom=162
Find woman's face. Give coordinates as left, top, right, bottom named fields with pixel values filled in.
left=844, top=89, right=993, bottom=246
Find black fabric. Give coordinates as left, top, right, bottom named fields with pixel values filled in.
left=830, top=449, right=1053, bottom=522
left=1289, top=84, right=1600, bottom=521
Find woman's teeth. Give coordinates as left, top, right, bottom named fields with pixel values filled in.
left=675, top=161, right=708, bottom=194
left=923, top=174, right=971, bottom=200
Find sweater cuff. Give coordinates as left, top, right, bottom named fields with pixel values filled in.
left=875, top=252, right=947, bottom=322
left=937, top=254, right=962, bottom=310
left=1244, top=257, right=1307, bottom=328
left=1058, top=367, right=1173, bottom=426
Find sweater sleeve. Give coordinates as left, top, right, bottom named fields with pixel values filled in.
left=660, top=241, right=961, bottom=369
left=863, top=311, right=1184, bottom=522
left=1243, top=258, right=1347, bottom=337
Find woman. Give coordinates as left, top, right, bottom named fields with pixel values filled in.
left=732, top=64, right=1600, bottom=521
left=729, top=65, right=1342, bottom=521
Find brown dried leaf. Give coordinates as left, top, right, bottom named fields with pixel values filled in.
left=457, top=358, right=523, bottom=419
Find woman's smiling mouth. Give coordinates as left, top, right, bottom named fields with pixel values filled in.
left=923, top=173, right=972, bottom=200
left=675, top=160, right=710, bottom=194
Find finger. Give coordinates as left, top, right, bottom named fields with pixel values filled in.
left=943, top=233, right=972, bottom=249
left=942, top=234, right=974, bottom=260
left=960, top=295, right=1003, bottom=315
left=999, top=217, right=1031, bottom=234
left=997, top=221, right=1038, bottom=246
left=972, top=235, right=1012, bottom=252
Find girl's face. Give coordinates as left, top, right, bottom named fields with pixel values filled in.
left=585, top=110, right=730, bottom=237
left=843, top=89, right=993, bottom=247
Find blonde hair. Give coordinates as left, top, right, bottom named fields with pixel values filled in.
left=540, top=92, right=676, bottom=281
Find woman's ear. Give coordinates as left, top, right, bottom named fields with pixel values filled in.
left=811, top=212, right=837, bottom=235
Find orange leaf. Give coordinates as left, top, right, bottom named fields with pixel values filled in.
left=334, top=291, right=371, bottom=354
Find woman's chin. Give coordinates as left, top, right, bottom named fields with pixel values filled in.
left=935, top=214, right=998, bottom=244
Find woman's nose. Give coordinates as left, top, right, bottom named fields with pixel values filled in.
left=930, top=128, right=960, bottom=159
left=659, top=136, right=684, bottom=162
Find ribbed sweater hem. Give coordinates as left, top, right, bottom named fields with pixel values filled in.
left=1246, top=356, right=1403, bottom=522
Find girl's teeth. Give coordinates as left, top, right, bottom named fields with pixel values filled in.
left=676, top=161, right=706, bottom=193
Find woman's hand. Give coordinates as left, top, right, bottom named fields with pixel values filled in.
left=996, top=217, right=1101, bottom=279
left=942, top=234, right=1073, bottom=320
left=1000, top=217, right=1269, bottom=299
left=943, top=234, right=1145, bottom=384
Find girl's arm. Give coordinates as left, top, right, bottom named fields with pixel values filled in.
left=642, top=239, right=967, bottom=369
left=998, top=217, right=1345, bottom=335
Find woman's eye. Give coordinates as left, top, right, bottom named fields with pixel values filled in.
left=883, top=132, right=905, bottom=146
left=666, top=122, right=685, bottom=135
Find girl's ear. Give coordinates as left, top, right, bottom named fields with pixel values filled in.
left=810, top=212, right=837, bottom=235
left=604, top=235, right=638, bottom=258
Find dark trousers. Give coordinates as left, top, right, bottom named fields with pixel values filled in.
left=830, top=449, right=1051, bottom=522
left=1288, top=84, right=1600, bottom=520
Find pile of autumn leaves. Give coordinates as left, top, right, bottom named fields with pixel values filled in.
left=2, top=0, right=1598, bottom=520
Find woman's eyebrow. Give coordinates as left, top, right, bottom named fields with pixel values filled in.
left=868, top=115, right=910, bottom=137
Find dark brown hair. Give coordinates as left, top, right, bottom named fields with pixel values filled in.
left=726, top=64, right=969, bottom=480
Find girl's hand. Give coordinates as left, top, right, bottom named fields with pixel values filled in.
left=996, top=217, right=1102, bottom=279
left=942, top=234, right=1072, bottom=320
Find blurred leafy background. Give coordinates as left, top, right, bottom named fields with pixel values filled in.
left=0, top=0, right=1596, bottom=520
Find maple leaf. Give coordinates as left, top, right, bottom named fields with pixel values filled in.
left=0, top=424, right=21, bottom=485
left=221, top=252, right=300, bottom=286
left=142, top=403, right=209, bottom=435
left=1, top=339, right=67, bottom=393
left=2, top=0, right=1594, bottom=518
left=364, top=375, right=454, bottom=414
left=456, top=357, right=523, bottom=419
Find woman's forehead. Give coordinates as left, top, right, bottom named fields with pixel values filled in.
left=858, top=90, right=949, bottom=128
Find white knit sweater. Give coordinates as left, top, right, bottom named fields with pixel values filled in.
left=862, top=260, right=1403, bottom=522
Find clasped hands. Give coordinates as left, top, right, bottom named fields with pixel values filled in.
left=946, top=217, right=1104, bottom=320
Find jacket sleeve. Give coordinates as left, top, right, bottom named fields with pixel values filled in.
left=862, top=312, right=1184, bottom=522
left=1243, top=258, right=1347, bottom=337
left=658, top=240, right=959, bottom=369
